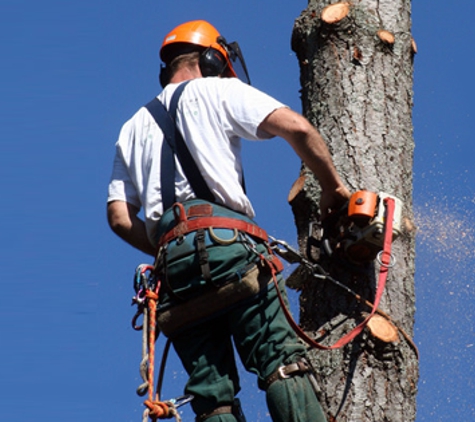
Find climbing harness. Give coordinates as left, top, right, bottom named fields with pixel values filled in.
left=153, top=200, right=281, bottom=336
left=156, top=202, right=269, bottom=248
left=131, top=264, right=194, bottom=421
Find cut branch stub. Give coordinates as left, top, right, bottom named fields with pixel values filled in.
left=288, top=175, right=306, bottom=203
left=411, top=37, right=418, bottom=54
left=321, top=2, right=350, bottom=24
left=377, top=29, right=395, bottom=45
left=367, top=315, right=399, bottom=343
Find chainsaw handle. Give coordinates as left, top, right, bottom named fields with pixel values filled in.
left=321, top=199, right=349, bottom=227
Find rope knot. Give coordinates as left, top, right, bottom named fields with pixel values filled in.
left=146, top=290, right=159, bottom=301
left=144, top=399, right=170, bottom=419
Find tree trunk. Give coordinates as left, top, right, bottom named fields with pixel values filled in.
left=289, top=1, right=419, bottom=421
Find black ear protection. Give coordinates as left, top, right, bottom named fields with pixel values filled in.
left=159, top=39, right=231, bottom=88
left=159, top=64, right=171, bottom=88
left=199, top=46, right=228, bottom=77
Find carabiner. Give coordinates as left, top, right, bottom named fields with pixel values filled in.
left=131, top=308, right=144, bottom=331
left=134, top=264, right=154, bottom=292
left=168, top=394, right=194, bottom=409
left=268, top=236, right=303, bottom=265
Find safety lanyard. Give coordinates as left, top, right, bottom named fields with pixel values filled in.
left=268, top=197, right=397, bottom=350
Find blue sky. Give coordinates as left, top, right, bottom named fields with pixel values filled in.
left=1, top=1, right=474, bottom=421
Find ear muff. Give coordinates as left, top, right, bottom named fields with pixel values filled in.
left=159, top=64, right=171, bottom=88
left=199, top=47, right=228, bottom=77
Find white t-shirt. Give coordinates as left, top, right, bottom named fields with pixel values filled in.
left=107, top=77, right=286, bottom=243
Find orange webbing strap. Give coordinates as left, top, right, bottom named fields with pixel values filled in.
left=266, top=197, right=396, bottom=350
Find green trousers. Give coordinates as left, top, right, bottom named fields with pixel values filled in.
left=170, top=273, right=327, bottom=422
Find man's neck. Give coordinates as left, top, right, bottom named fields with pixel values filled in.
left=169, top=66, right=202, bottom=84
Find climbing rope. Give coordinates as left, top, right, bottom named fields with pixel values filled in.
left=145, top=289, right=159, bottom=400
left=131, top=265, right=192, bottom=421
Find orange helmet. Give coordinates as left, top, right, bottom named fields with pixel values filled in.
left=160, top=21, right=227, bottom=63
left=159, top=20, right=250, bottom=86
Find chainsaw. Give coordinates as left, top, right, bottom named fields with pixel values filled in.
left=320, top=190, right=403, bottom=264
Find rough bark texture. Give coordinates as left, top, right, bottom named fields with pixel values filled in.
left=290, top=1, right=419, bottom=421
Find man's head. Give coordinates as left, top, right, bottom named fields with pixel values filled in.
left=159, top=20, right=250, bottom=87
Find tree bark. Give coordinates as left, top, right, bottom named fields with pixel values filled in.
left=290, top=1, right=419, bottom=421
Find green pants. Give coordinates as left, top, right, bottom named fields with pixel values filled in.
left=170, top=273, right=327, bottom=422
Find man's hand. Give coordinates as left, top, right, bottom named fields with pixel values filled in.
left=320, top=186, right=351, bottom=220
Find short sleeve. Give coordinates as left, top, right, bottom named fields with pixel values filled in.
left=220, top=79, right=287, bottom=141
left=107, top=146, right=141, bottom=208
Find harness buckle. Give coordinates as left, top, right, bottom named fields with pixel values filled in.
left=278, top=365, right=291, bottom=379
left=261, top=359, right=312, bottom=390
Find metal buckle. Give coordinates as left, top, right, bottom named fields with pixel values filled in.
left=278, top=365, right=290, bottom=379
left=209, top=227, right=238, bottom=245
left=175, top=234, right=186, bottom=245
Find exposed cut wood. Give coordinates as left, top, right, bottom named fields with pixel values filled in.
left=367, top=314, right=399, bottom=342
left=288, top=175, right=306, bottom=203
left=411, top=37, right=418, bottom=54
left=377, top=29, right=395, bottom=45
left=321, top=2, right=350, bottom=24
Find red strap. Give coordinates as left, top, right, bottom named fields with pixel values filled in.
left=158, top=216, right=268, bottom=246
left=269, top=197, right=396, bottom=350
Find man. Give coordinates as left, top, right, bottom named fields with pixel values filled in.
left=107, top=20, right=350, bottom=422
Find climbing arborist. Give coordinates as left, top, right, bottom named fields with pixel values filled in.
left=107, top=19, right=351, bottom=422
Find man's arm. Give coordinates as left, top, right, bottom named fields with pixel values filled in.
left=259, top=107, right=351, bottom=218
left=107, top=200, right=156, bottom=256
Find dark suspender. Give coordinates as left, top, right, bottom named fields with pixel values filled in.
left=144, top=81, right=249, bottom=287
left=144, top=81, right=215, bottom=211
